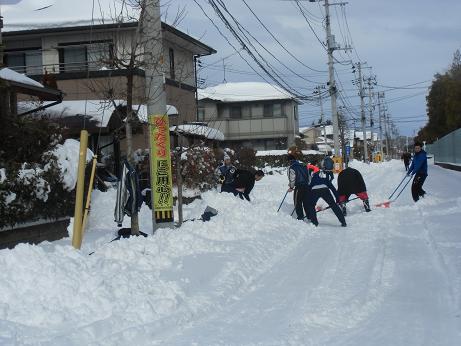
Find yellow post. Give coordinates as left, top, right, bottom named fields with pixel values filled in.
left=72, top=130, right=88, bottom=249
left=81, top=155, right=97, bottom=236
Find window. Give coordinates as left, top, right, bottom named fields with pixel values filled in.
left=230, top=106, right=242, bottom=119
left=263, top=104, right=273, bottom=117
left=274, top=103, right=282, bottom=117
left=59, top=41, right=112, bottom=72
left=169, top=48, right=175, bottom=80
left=5, top=50, right=43, bottom=75
left=197, top=107, right=205, bottom=121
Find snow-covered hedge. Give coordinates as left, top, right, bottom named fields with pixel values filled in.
left=175, top=146, right=219, bottom=191
left=0, top=139, right=91, bottom=229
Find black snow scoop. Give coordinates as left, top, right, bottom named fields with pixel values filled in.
left=182, top=206, right=219, bottom=224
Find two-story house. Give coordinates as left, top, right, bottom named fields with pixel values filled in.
left=197, top=82, right=300, bottom=150
left=2, top=21, right=216, bottom=160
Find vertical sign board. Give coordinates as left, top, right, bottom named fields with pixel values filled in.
left=149, top=114, right=174, bottom=224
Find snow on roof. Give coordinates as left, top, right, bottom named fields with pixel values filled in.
left=0, top=67, right=44, bottom=88
left=198, top=82, right=297, bottom=103
left=170, top=124, right=224, bottom=141
left=256, top=149, right=323, bottom=156
left=354, top=131, right=379, bottom=141
left=316, top=137, right=334, bottom=144
left=18, top=100, right=178, bottom=127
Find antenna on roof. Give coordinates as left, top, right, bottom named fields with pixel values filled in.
left=222, top=57, right=227, bottom=84
left=34, top=4, right=53, bottom=11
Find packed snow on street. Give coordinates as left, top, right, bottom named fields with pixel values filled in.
left=1, top=160, right=460, bottom=345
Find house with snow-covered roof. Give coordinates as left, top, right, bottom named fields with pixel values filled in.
left=2, top=20, right=217, bottom=173
left=197, top=82, right=300, bottom=150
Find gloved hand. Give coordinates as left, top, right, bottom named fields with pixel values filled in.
left=219, top=175, right=225, bottom=183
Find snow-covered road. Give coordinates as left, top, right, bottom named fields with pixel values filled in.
left=1, top=160, right=460, bottom=345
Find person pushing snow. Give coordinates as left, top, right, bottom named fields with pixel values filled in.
left=307, top=169, right=347, bottom=227
left=337, top=167, right=371, bottom=215
left=407, top=142, right=428, bottom=202
left=287, top=154, right=312, bottom=221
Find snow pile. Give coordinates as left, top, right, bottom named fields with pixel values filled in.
left=198, top=82, right=297, bottom=102
left=51, top=139, right=93, bottom=190
left=0, top=67, right=44, bottom=88
left=1, top=160, right=461, bottom=344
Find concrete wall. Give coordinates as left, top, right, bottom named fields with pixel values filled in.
left=0, top=218, right=70, bottom=250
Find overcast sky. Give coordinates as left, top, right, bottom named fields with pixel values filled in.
left=2, top=0, right=461, bottom=136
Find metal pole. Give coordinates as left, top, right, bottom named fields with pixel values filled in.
left=324, top=0, right=340, bottom=157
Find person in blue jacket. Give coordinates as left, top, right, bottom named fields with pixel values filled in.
left=307, top=169, right=347, bottom=227
left=287, top=154, right=313, bottom=220
left=215, top=154, right=236, bottom=194
left=407, top=142, right=428, bottom=202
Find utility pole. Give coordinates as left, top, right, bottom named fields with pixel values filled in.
left=314, top=85, right=327, bottom=153
left=384, top=107, right=390, bottom=159
left=324, top=0, right=340, bottom=156
left=144, top=0, right=174, bottom=232
left=353, top=62, right=368, bottom=162
left=377, top=92, right=384, bottom=160
left=0, top=10, right=4, bottom=66
left=366, top=74, right=376, bottom=157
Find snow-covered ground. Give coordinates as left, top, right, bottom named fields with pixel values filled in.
left=1, top=160, right=460, bottom=345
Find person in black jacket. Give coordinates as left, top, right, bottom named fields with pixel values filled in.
left=401, top=152, right=412, bottom=171
left=233, top=169, right=265, bottom=201
left=307, top=170, right=346, bottom=227
left=337, top=167, right=370, bottom=215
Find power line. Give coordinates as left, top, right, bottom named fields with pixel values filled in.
left=241, top=0, right=327, bottom=73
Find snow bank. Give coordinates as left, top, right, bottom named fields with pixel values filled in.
left=1, top=159, right=461, bottom=344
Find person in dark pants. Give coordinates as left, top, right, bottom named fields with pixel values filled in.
left=233, top=169, right=265, bottom=201
left=337, top=167, right=371, bottom=215
left=307, top=170, right=347, bottom=227
left=287, top=154, right=312, bottom=220
left=407, top=142, right=428, bottom=202
left=401, top=152, right=412, bottom=171
left=215, top=154, right=236, bottom=193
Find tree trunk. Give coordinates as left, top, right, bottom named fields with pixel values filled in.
left=126, top=69, right=140, bottom=236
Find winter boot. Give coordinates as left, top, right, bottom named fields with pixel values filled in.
left=363, top=199, right=371, bottom=212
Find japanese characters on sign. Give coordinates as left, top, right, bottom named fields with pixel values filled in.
left=149, top=115, right=174, bottom=223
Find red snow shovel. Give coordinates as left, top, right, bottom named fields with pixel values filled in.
left=375, top=175, right=412, bottom=208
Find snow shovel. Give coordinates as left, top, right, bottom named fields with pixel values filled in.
left=277, top=190, right=289, bottom=212
left=375, top=175, right=412, bottom=208
left=315, top=197, right=360, bottom=213
left=182, top=206, right=219, bottom=224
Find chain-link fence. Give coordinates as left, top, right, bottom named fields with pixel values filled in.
left=426, top=128, right=461, bottom=165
